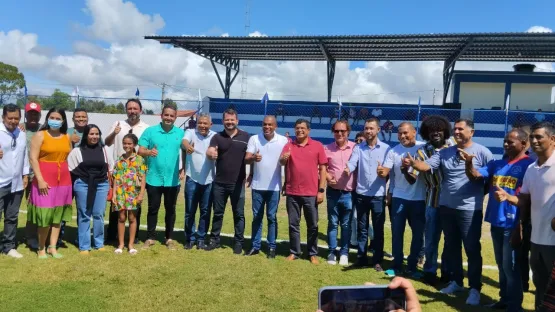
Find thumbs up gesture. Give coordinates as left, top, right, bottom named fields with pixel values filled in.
left=186, top=141, right=195, bottom=155
left=114, top=121, right=121, bottom=134
left=376, top=160, right=387, bottom=177
left=494, top=185, right=509, bottom=202
left=207, top=146, right=218, bottom=160
left=254, top=149, right=262, bottom=162
left=403, top=152, right=414, bottom=167
left=150, top=144, right=158, bottom=157
left=280, top=146, right=291, bottom=162
left=71, top=133, right=80, bottom=144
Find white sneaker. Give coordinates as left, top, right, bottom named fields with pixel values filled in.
left=6, top=249, right=23, bottom=259
left=339, top=255, right=349, bottom=266
left=327, top=253, right=337, bottom=265
left=465, top=288, right=481, bottom=306
left=440, top=281, right=465, bottom=294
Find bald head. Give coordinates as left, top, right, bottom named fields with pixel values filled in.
left=262, top=115, right=277, bottom=137
left=263, top=115, right=277, bottom=126
left=398, top=121, right=415, bottom=131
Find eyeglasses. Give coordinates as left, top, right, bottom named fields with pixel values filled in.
left=333, top=130, right=347, bottom=134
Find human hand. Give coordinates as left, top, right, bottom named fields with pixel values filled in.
left=246, top=175, right=252, bottom=188
left=317, top=192, right=324, bottom=204
left=377, top=160, right=387, bottom=177
left=493, top=185, right=509, bottom=202
left=150, top=145, right=158, bottom=157
left=38, top=179, right=50, bottom=196
left=388, top=277, right=421, bottom=312
left=186, top=142, right=195, bottom=155
left=71, top=133, right=80, bottom=144
left=457, top=148, right=475, bottom=163
left=114, top=122, right=121, bottom=135
left=136, top=194, right=144, bottom=204
left=254, top=150, right=262, bottom=162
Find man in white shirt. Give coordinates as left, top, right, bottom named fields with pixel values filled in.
left=244, top=116, right=288, bottom=258
left=496, top=121, right=555, bottom=310
left=181, top=113, right=216, bottom=250
left=381, top=122, right=426, bottom=277
left=105, top=99, right=150, bottom=243
left=0, top=105, right=30, bottom=258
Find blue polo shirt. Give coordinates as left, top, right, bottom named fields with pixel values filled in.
left=138, top=123, right=184, bottom=187
left=346, top=140, right=391, bottom=197
left=478, top=155, right=534, bottom=229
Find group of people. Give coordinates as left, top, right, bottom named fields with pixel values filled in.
left=1, top=99, right=555, bottom=311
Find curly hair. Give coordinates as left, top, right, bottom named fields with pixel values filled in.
left=419, top=115, right=452, bottom=141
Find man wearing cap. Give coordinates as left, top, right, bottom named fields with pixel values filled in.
left=106, top=99, right=150, bottom=243
left=19, top=102, right=42, bottom=250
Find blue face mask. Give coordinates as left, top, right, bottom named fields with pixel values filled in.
left=48, top=119, right=63, bottom=129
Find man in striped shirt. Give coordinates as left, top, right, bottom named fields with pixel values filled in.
left=408, top=115, right=456, bottom=285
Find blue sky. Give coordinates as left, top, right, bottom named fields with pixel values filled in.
left=0, top=0, right=554, bottom=105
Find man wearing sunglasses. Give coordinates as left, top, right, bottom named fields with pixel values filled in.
left=105, top=99, right=150, bottom=244
left=324, top=120, right=355, bottom=266
left=0, top=105, right=30, bottom=258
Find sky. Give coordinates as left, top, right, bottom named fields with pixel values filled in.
left=1, top=0, right=554, bottom=110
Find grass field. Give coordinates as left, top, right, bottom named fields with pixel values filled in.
left=0, top=189, right=536, bottom=311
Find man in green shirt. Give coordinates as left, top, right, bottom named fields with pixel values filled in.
left=138, top=105, right=185, bottom=250
left=67, top=108, right=89, bottom=147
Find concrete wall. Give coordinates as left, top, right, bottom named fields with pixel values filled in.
left=459, top=82, right=505, bottom=110
left=511, top=83, right=555, bottom=112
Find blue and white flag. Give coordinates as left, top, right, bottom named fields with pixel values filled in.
left=261, top=92, right=269, bottom=115
left=24, top=85, right=28, bottom=97
left=135, top=87, right=140, bottom=97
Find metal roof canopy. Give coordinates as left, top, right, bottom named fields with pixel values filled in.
left=146, top=33, right=555, bottom=104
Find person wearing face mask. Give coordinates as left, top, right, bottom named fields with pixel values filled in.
left=68, top=125, right=113, bottom=254
left=28, top=108, right=73, bottom=259
left=0, top=105, right=30, bottom=258
left=105, top=99, right=149, bottom=244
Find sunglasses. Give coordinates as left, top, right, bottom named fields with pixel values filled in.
left=333, top=130, right=348, bottom=134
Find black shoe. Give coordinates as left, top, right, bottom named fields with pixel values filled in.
left=197, top=241, right=206, bottom=250
left=354, top=257, right=369, bottom=267
left=267, top=249, right=276, bottom=259
left=439, top=274, right=451, bottom=284
left=485, top=301, right=507, bottom=310
left=134, top=238, right=139, bottom=244
left=422, top=273, right=438, bottom=286
left=384, top=251, right=393, bottom=258
left=204, top=241, right=221, bottom=251
left=184, top=241, right=195, bottom=250
left=233, top=244, right=243, bottom=255
left=244, top=248, right=259, bottom=256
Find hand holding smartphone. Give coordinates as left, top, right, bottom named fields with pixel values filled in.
left=318, top=285, right=406, bottom=312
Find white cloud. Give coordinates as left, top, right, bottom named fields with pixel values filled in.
left=0, top=0, right=553, bottom=111
left=527, top=26, right=553, bottom=33
left=84, top=0, right=165, bottom=43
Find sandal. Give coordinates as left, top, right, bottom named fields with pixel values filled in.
left=129, top=248, right=138, bottom=255
left=37, top=248, right=48, bottom=260
left=47, top=245, right=63, bottom=259
left=114, top=248, right=123, bottom=254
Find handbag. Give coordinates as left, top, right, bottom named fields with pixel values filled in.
left=103, top=147, right=114, bottom=202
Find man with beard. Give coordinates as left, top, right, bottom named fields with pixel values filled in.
left=0, top=105, right=30, bottom=258
left=138, top=105, right=185, bottom=250
left=407, top=119, right=493, bottom=306
left=205, top=108, right=250, bottom=254
left=106, top=99, right=150, bottom=243
left=407, top=115, right=455, bottom=285
left=244, top=116, right=288, bottom=258
left=19, top=102, right=42, bottom=249
left=381, top=122, right=426, bottom=278
left=181, top=113, right=216, bottom=250
left=495, top=121, right=555, bottom=310
left=461, top=128, right=533, bottom=311
left=280, top=119, right=327, bottom=264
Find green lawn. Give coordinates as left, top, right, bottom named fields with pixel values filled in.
left=0, top=190, right=536, bottom=311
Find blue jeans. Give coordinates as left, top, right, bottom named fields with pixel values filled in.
left=184, top=177, right=212, bottom=243
left=491, top=226, right=523, bottom=312
left=355, top=195, right=385, bottom=264
left=74, top=179, right=109, bottom=251
left=326, top=187, right=353, bottom=256
left=391, top=198, right=426, bottom=270
left=251, top=190, right=280, bottom=250
left=440, top=207, right=483, bottom=291
left=423, top=206, right=449, bottom=275
left=350, top=193, right=373, bottom=246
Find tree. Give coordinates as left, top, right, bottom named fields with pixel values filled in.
left=163, top=98, right=177, bottom=109
left=42, top=89, right=74, bottom=111
left=144, top=109, right=154, bottom=115
left=0, top=62, right=25, bottom=106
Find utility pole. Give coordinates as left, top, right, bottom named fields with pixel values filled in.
left=160, top=82, right=166, bottom=112
left=240, top=0, right=250, bottom=99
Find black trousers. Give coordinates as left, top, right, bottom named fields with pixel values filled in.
left=107, top=203, right=142, bottom=242
left=146, top=184, right=180, bottom=241
left=286, top=195, right=319, bottom=257
left=0, top=185, right=23, bottom=253
left=521, top=222, right=532, bottom=290
left=209, top=182, right=245, bottom=245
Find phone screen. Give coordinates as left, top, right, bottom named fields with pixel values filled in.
left=319, top=287, right=406, bottom=312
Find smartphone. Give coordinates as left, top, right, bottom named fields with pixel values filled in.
left=318, top=285, right=406, bottom=312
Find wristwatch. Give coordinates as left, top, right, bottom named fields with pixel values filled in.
left=318, top=188, right=325, bottom=193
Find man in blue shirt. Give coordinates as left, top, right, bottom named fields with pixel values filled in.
left=460, top=128, right=532, bottom=311
left=138, top=105, right=185, bottom=250
left=408, top=119, right=494, bottom=306
left=345, top=117, right=390, bottom=272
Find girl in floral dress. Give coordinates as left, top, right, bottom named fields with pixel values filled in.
left=112, top=134, right=146, bottom=254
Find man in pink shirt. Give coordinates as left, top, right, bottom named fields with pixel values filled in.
left=324, top=120, right=356, bottom=266
left=280, top=119, right=327, bottom=264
